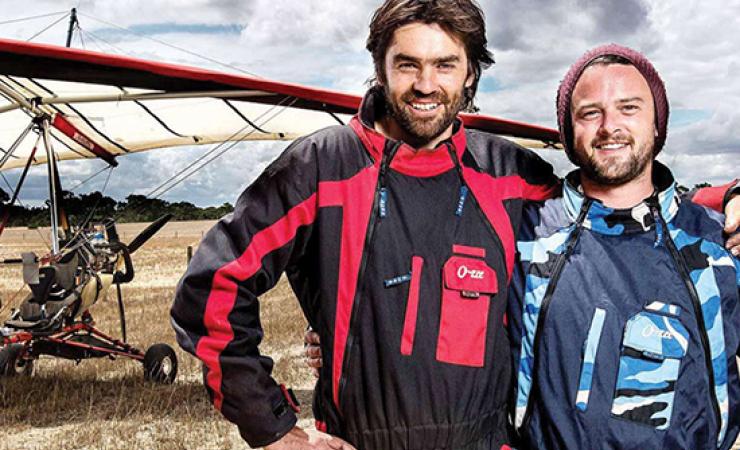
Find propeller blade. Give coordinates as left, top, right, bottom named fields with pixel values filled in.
left=126, top=214, right=172, bottom=254
left=103, top=217, right=120, bottom=243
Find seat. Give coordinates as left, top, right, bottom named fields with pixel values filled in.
left=28, top=266, right=59, bottom=306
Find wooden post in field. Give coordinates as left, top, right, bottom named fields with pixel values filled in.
left=187, top=245, right=193, bottom=264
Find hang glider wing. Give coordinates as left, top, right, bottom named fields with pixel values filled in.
left=0, top=37, right=559, bottom=171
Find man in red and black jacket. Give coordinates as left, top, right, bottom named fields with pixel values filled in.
left=170, top=1, right=739, bottom=449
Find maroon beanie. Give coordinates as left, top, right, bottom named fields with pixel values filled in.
left=556, top=44, right=669, bottom=162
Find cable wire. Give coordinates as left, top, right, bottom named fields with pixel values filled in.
left=152, top=98, right=297, bottom=200
left=68, top=164, right=112, bottom=192
left=0, top=172, right=26, bottom=208
left=78, top=25, right=134, bottom=56
left=78, top=12, right=261, bottom=78
left=26, top=12, right=71, bottom=42
left=144, top=97, right=291, bottom=199
left=0, top=11, right=67, bottom=26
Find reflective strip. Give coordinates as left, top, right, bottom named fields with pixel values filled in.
left=645, top=300, right=681, bottom=317
left=384, top=273, right=411, bottom=288
left=379, top=187, right=388, bottom=218
left=576, top=308, right=606, bottom=411
left=455, top=186, right=468, bottom=217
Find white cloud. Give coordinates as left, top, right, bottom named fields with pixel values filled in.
left=0, top=0, right=737, bottom=207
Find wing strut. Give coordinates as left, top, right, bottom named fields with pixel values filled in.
left=0, top=120, right=34, bottom=170
left=40, top=117, right=61, bottom=255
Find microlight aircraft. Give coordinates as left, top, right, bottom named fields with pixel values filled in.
left=0, top=10, right=560, bottom=382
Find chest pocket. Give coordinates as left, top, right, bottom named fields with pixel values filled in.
left=611, top=302, right=689, bottom=430
left=436, top=252, right=498, bottom=367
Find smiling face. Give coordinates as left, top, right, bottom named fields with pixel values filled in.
left=571, top=63, right=656, bottom=186
left=379, top=22, right=473, bottom=148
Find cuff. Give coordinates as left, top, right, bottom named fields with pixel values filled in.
left=233, top=384, right=299, bottom=448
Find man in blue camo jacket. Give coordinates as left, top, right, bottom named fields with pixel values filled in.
left=510, top=44, right=740, bottom=450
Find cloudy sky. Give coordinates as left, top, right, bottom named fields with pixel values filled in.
left=0, top=0, right=738, bottom=207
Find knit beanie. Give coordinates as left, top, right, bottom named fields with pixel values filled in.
left=556, top=44, right=669, bottom=162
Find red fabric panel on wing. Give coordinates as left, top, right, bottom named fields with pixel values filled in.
left=0, top=38, right=359, bottom=114
left=52, top=114, right=118, bottom=166
left=318, top=165, right=379, bottom=408
left=400, top=256, right=424, bottom=356
left=0, top=38, right=561, bottom=142
left=195, top=194, right=317, bottom=411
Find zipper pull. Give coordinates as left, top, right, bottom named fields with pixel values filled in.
left=652, top=208, right=664, bottom=248
left=455, top=186, right=468, bottom=217
left=384, top=272, right=411, bottom=288
left=379, top=188, right=388, bottom=218
left=377, top=142, right=402, bottom=219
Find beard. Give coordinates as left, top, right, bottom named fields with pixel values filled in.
left=383, top=85, right=465, bottom=147
left=575, top=133, right=654, bottom=186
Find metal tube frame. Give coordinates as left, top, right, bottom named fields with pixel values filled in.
left=40, top=118, right=60, bottom=255
left=0, top=119, right=34, bottom=170
left=0, top=89, right=272, bottom=114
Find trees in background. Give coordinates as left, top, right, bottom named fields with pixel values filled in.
left=1, top=190, right=233, bottom=227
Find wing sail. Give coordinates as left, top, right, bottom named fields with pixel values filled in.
left=0, top=37, right=559, bottom=170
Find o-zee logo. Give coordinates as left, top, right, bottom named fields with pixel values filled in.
left=457, top=265, right=484, bottom=280
left=641, top=324, right=673, bottom=340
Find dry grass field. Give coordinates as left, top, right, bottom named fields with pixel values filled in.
left=3, top=221, right=740, bottom=450
left=0, top=221, right=316, bottom=450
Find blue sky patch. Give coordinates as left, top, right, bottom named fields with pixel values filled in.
left=669, top=108, right=712, bottom=128
left=91, top=23, right=243, bottom=41
left=478, top=76, right=503, bottom=93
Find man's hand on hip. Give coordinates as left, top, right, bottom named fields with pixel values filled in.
left=265, top=427, right=355, bottom=450
left=304, top=328, right=323, bottom=378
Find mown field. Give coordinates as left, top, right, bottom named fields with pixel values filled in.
left=3, top=221, right=740, bottom=450
left=0, top=221, right=316, bottom=450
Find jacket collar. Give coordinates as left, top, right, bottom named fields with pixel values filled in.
left=349, top=86, right=467, bottom=177
left=562, top=161, right=680, bottom=235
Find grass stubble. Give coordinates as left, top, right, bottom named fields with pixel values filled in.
left=0, top=222, right=315, bottom=449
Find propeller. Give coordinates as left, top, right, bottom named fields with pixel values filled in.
left=126, top=214, right=172, bottom=254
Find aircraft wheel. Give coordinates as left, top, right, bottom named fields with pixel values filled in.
left=0, top=344, right=34, bottom=377
left=143, top=343, right=178, bottom=384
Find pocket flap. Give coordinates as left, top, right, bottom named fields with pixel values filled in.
left=443, top=255, right=498, bottom=296
left=622, top=310, right=689, bottom=359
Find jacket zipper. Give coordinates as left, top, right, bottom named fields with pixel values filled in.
left=445, top=144, right=506, bottom=260
left=520, top=200, right=590, bottom=432
left=651, top=205, right=722, bottom=439
left=336, top=141, right=401, bottom=411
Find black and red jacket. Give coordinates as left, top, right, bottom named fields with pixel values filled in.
left=170, top=87, right=559, bottom=449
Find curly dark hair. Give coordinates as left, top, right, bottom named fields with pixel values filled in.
left=367, top=0, right=495, bottom=112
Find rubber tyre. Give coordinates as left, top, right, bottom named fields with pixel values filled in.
left=143, top=343, right=177, bottom=384
left=0, top=344, right=34, bottom=377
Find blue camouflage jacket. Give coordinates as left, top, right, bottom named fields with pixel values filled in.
left=510, top=163, right=740, bottom=450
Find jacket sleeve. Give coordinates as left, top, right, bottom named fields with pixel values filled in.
left=170, top=137, right=319, bottom=447
left=512, top=145, right=562, bottom=202
left=685, top=179, right=739, bottom=212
